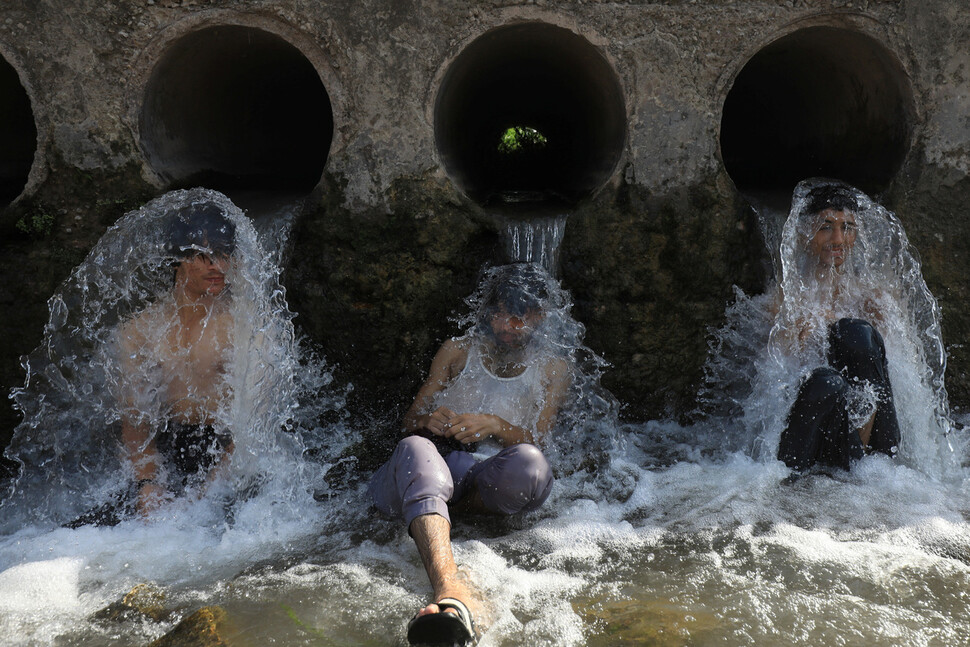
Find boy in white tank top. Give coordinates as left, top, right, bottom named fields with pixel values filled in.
left=370, top=264, right=572, bottom=645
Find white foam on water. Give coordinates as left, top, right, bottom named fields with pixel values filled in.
left=2, top=186, right=969, bottom=644
left=0, top=418, right=968, bottom=645
left=0, top=556, right=87, bottom=647
left=0, top=556, right=83, bottom=613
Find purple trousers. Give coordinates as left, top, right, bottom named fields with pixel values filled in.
left=369, top=435, right=554, bottom=527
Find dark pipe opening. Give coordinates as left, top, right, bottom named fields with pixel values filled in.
left=721, top=27, right=915, bottom=196
left=435, top=23, right=626, bottom=206
left=0, top=56, right=36, bottom=209
left=139, top=26, right=333, bottom=193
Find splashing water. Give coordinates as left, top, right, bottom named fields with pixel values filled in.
left=444, top=263, right=620, bottom=476
left=2, top=187, right=970, bottom=646
left=1, top=188, right=346, bottom=530
left=228, top=189, right=307, bottom=268
left=715, top=181, right=956, bottom=475
left=0, top=190, right=351, bottom=625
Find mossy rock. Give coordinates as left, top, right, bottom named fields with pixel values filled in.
left=150, top=606, right=234, bottom=647
left=93, top=582, right=170, bottom=624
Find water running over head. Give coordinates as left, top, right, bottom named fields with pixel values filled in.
left=4, top=184, right=967, bottom=646
left=700, top=178, right=957, bottom=476
left=473, top=263, right=553, bottom=374
left=0, top=192, right=967, bottom=645
left=464, top=264, right=583, bottom=362
left=1, top=188, right=333, bottom=531
left=452, top=264, right=618, bottom=471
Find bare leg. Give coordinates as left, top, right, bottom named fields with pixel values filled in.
left=859, top=412, right=876, bottom=448
left=409, top=513, right=479, bottom=619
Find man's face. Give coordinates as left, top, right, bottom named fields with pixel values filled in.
left=809, top=209, right=857, bottom=268
left=176, top=252, right=231, bottom=299
left=488, top=305, right=542, bottom=351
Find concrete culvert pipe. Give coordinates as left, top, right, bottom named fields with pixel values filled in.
left=434, top=22, right=626, bottom=206
left=720, top=26, right=915, bottom=196
left=0, top=55, right=37, bottom=209
left=139, top=25, right=333, bottom=192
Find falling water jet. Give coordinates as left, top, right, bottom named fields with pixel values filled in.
left=697, top=179, right=958, bottom=477
left=0, top=187, right=356, bottom=646
left=0, top=188, right=345, bottom=532
left=220, top=189, right=308, bottom=267
left=501, top=213, right=568, bottom=276
left=741, top=190, right=795, bottom=282
left=4, top=195, right=969, bottom=647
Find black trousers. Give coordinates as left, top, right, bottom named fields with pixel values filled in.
left=778, top=318, right=901, bottom=471
left=65, top=422, right=232, bottom=528
left=154, top=421, right=233, bottom=491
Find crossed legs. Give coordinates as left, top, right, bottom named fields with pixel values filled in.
left=778, top=318, right=900, bottom=471
left=370, top=436, right=554, bottom=622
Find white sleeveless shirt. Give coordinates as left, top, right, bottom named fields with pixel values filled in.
left=431, top=342, right=546, bottom=434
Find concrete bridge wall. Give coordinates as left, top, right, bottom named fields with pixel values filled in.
left=1, top=1, right=968, bottom=447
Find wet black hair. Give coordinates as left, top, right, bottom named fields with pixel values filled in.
left=806, top=183, right=859, bottom=216
left=482, top=263, right=549, bottom=317
left=167, top=201, right=236, bottom=260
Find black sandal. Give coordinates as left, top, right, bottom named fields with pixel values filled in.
left=406, top=597, right=476, bottom=646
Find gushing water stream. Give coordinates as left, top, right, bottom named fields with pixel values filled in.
left=503, top=215, right=568, bottom=275
left=0, top=187, right=969, bottom=646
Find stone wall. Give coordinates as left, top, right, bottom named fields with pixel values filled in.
left=1, top=0, right=969, bottom=455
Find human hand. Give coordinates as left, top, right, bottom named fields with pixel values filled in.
left=420, top=407, right=457, bottom=436
left=795, top=315, right=816, bottom=342
left=443, top=413, right=504, bottom=445
left=136, top=481, right=169, bottom=518
left=862, top=297, right=883, bottom=323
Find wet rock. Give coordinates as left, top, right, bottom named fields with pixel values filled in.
left=286, top=173, right=499, bottom=429
left=150, top=606, right=233, bottom=647
left=93, top=582, right=170, bottom=624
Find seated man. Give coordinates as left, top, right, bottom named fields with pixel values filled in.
left=369, top=264, right=572, bottom=646
left=116, top=201, right=237, bottom=517
left=774, top=181, right=905, bottom=471
left=4, top=188, right=306, bottom=531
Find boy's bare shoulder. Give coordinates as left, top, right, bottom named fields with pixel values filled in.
left=117, top=300, right=170, bottom=350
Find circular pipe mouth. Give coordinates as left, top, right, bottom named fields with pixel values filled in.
left=139, top=25, right=333, bottom=193
left=0, top=56, right=37, bottom=209
left=434, top=22, right=626, bottom=207
left=720, top=26, right=915, bottom=196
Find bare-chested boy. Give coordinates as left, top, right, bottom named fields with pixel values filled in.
left=774, top=181, right=901, bottom=471
left=118, top=202, right=237, bottom=516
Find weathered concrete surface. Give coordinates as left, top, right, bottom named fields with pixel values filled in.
left=1, top=1, right=969, bottom=458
